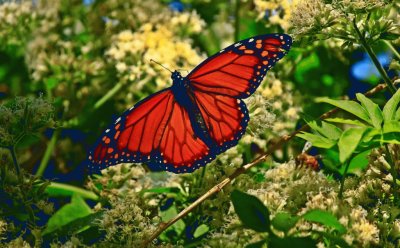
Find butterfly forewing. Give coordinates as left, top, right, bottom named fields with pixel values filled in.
left=188, top=34, right=292, bottom=98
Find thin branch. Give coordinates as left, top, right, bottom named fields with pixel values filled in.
left=352, top=18, right=397, bottom=94
left=143, top=81, right=396, bottom=247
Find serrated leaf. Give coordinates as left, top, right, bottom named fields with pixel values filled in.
left=356, top=93, right=383, bottom=129
left=338, top=127, right=367, bottom=163
left=231, top=190, right=270, bottom=232
left=325, top=118, right=367, bottom=127
left=307, top=120, right=342, bottom=140
left=383, top=89, right=400, bottom=121
left=316, top=98, right=371, bottom=124
left=271, top=212, right=300, bottom=233
left=302, top=209, right=346, bottom=234
left=43, top=194, right=92, bottom=235
left=296, top=132, right=336, bottom=149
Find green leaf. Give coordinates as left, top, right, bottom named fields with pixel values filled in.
left=269, top=236, right=317, bottom=248
left=271, top=212, right=299, bottom=233
left=325, top=118, right=367, bottom=127
left=307, top=120, right=342, bottom=140
left=193, top=224, right=209, bottom=238
left=316, top=98, right=371, bottom=124
left=383, top=89, right=400, bottom=121
left=231, top=190, right=270, bottom=232
left=141, top=187, right=181, bottom=194
left=43, top=211, right=104, bottom=238
left=380, top=133, right=400, bottom=145
left=160, top=205, right=185, bottom=235
left=296, top=132, right=336, bottom=148
left=395, top=107, right=400, bottom=120
left=383, top=121, right=400, bottom=133
left=45, top=182, right=99, bottom=201
left=339, top=149, right=371, bottom=175
left=356, top=93, right=383, bottom=129
left=43, top=194, right=92, bottom=235
left=361, top=128, right=381, bottom=143
left=338, top=127, right=367, bottom=163
left=302, top=209, right=346, bottom=234
left=246, top=240, right=266, bottom=248
left=44, top=77, right=58, bottom=90
left=380, top=32, right=400, bottom=40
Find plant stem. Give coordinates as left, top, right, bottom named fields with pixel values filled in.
left=94, top=81, right=124, bottom=110
left=9, top=145, right=21, bottom=178
left=94, top=76, right=151, bottom=110
left=234, top=0, right=240, bottom=41
left=338, top=160, right=351, bottom=199
left=384, top=40, right=400, bottom=60
left=352, top=18, right=397, bottom=94
left=385, top=144, right=398, bottom=203
left=8, top=146, right=36, bottom=225
left=143, top=81, right=399, bottom=246
left=45, top=182, right=99, bottom=201
left=198, top=165, right=207, bottom=190
left=36, top=129, right=60, bottom=177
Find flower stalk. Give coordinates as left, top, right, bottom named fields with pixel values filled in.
left=385, top=144, right=398, bottom=203
left=339, top=159, right=351, bottom=199
left=35, top=129, right=60, bottom=177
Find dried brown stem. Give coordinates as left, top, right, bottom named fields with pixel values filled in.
left=142, top=81, right=396, bottom=247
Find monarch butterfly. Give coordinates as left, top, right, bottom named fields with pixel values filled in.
left=88, top=34, right=292, bottom=173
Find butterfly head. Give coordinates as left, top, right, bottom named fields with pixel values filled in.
left=171, top=70, right=183, bottom=81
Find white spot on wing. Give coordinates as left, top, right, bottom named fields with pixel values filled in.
left=105, top=129, right=110, bottom=133
left=115, top=117, right=121, bottom=124
left=234, top=42, right=242, bottom=47
left=249, top=38, right=254, bottom=42
left=219, top=49, right=225, bottom=53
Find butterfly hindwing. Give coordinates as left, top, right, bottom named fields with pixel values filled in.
left=148, top=100, right=224, bottom=173
left=193, top=91, right=249, bottom=150
left=188, top=34, right=292, bottom=98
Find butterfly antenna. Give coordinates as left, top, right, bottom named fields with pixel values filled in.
left=150, top=59, right=173, bottom=73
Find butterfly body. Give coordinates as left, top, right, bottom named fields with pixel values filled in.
left=170, top=71, right=215, bottom=147
left=89, top=34, right=292, bottom=173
